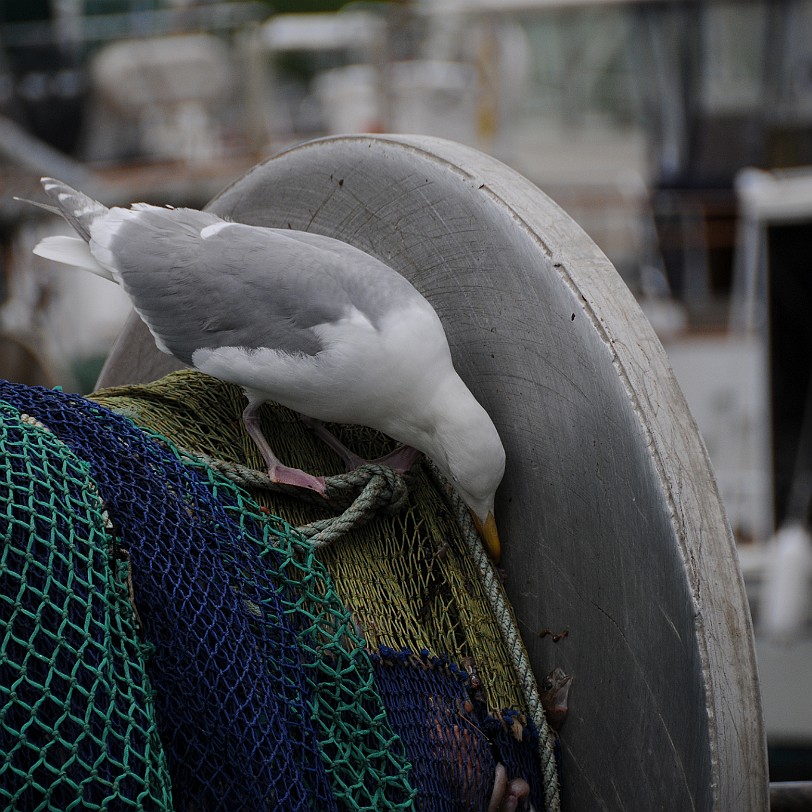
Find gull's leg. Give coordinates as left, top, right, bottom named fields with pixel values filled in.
left=301, top=416, right=422, bottom=473
left=373, top=444, right=423, bottom=472
left=242, top=404, right=326, bottom=495
left=301, top=416, right=366, bottom=470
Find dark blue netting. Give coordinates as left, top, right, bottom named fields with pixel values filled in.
left=0, top=381, right=415, bottom=811
left=483, top=713, right=545, bottom=810
left=373, top=649, right=544, bottom=811
left=373, top=649, right=494, bottom=811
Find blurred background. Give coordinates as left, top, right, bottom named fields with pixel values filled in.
left=1, top=0, right=811, bottom=787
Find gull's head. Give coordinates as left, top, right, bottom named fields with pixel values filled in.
left=430, top=395, right=506, bottom=561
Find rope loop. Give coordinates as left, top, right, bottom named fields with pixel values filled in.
left=324, top=463, right=409, bottom=512
left=178, top=450, right=410, bottom=546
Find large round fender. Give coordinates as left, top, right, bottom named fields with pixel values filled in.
left=98, top=134, right=767, bottom=810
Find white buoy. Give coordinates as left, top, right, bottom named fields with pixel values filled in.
left=760, top=522, right=812, bottom=641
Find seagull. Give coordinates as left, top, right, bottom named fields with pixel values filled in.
left=27, top=178, right=506, bottom=559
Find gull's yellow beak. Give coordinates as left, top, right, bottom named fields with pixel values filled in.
left=471, top=511, right=501, bottom=563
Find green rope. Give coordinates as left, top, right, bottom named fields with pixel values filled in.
left=177, top=449, right=409, bottom=545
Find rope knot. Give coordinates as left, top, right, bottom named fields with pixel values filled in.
left=324, top=463, right=409, bottom=514
left=299, top=464, right=410, bottom=547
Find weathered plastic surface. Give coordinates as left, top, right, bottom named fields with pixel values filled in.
left=97, top=134, right=768, bottom=810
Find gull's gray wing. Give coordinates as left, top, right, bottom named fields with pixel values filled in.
left=92, top=207, right=421, bottom=364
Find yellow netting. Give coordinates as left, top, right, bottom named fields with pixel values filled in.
left=93, top=370, right=526, bottom=714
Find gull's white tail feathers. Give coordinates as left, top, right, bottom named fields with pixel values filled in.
left=32, top=235, right=115, bottom=281
left=23, top=178, right=117, bottom=281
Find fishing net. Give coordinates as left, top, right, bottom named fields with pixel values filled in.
left=0, top=371, right=560, bottom=811
left=0, top=403, right=173, bottom=811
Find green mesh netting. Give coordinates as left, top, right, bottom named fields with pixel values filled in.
left=0, top=403, right=173, bottom=810
left=0, top=371, right=560, bottom=811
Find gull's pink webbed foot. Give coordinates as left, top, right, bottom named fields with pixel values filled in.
left=242, top=404, right=326, bottom=495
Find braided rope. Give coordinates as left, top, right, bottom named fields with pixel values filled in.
left=296, top=466, right=409, bottom=547
left=424, top=462, right=562, bottom=812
